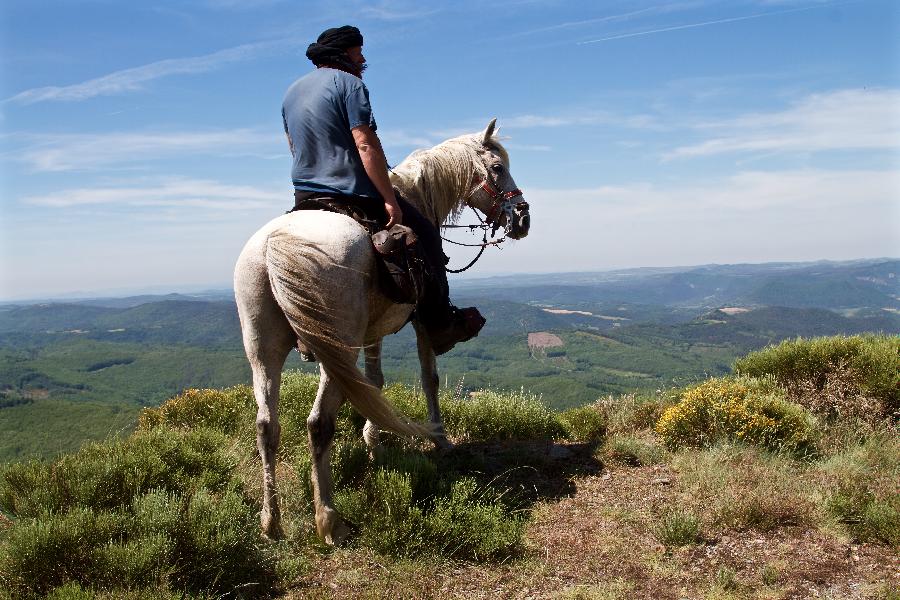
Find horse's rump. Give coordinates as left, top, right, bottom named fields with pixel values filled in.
left=263, top=218, right=431, bottom=438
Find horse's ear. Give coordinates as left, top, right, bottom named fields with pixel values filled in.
left=481, top=118, right=497, bottom=146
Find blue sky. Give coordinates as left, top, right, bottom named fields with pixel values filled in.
left=1, top=0, right=898, bottom=299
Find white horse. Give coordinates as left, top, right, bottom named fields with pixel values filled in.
left=234, top=118, right=529, bottom=544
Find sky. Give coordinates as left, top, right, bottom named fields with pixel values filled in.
left=1, top=0, right=898, bottom=300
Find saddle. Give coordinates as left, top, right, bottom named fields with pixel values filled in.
left=290, top=194, right=426, bottom=305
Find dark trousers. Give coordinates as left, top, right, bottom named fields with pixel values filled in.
left=292, top=190, right=452, bottom=325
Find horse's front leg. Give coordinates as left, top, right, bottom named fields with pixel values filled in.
left=308, top=368, right=351, bottom=545
left=362, top=342, right=384, bottom=451
left=413, top=319, right=453, bottom=450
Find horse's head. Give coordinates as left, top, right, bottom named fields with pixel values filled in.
left=466, top=118, right=530, bottom=240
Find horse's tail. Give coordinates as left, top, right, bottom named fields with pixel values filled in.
left=264, top=229, right=433, bottom=439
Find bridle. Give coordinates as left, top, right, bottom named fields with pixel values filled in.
left=478, top=172, right=525, bottom=235
left=440, top=167, right=529, bottom=273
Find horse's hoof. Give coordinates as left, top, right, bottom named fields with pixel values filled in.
left=261, top=509, right=285, bottom=540
left=433, top=436, right=455, bottom=451
left=261, top=523, right=285, bottom=541
left=325, top=519, right=353, bottom=546
left=317, top=507, right=353, bottom=546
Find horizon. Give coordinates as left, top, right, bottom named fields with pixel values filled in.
left=1, top=1, right=898, bottom=298
left=1, top=255, right=895, bottom=303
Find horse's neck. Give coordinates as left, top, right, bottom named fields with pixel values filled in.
left=391, top=148, right=475, bottom=227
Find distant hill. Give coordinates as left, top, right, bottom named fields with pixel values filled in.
left=456, top=259, right=899, bottom=310
left=1, top=258, right=898, bottom=460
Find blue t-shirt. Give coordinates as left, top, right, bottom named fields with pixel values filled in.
left=282, top=68, right=380, bottom=198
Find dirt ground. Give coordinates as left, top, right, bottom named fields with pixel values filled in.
left=288, top=455, right=899, bottom=600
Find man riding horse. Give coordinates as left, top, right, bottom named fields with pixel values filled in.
left=282, top=25, right=485, bottom=355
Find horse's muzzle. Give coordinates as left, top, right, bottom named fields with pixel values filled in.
left=508, top=201, right=530, bottom=239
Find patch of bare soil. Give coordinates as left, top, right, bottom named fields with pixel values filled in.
left=528, top=332, right=564, bottom=349
left=288, top=454, right=899, bottom=599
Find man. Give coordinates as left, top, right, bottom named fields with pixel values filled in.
left=282, top=25, right=484, bottom=355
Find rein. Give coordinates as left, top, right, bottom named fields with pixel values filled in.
left=440, top=172, right=521, bottom=273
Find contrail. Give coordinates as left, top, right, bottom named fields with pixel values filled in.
left=579, top=3, right=837, bottom=45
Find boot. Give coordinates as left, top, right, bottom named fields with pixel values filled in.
left=426, top=306, right=486, bottom=355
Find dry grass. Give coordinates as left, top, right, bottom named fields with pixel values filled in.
left=281, top=459, right=899, bottom=599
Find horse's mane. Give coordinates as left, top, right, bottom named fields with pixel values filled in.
left=390, top=133, right=509, bottom=226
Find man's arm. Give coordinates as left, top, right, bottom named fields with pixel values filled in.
left=352, top=124, right=402, bottom=228
left=282, top=108, right=295, bottom=157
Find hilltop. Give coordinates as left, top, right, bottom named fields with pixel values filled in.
left=0, top=335, right=897, bottom=598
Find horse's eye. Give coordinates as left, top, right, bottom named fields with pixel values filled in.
left=490, top=164, right=503, bottom=172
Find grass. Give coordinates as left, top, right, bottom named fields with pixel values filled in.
left=654, top=509, right=701, bottom=548
left=671, top=443, right=814, bottom=532
left=604, top=432, right=668, bottom=466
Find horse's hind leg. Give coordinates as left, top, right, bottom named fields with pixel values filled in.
left=362, top=342, right=384, bottom=451
left=237, top=286, right=295, bottom=539
left=309, top=368, right=351, bottom=545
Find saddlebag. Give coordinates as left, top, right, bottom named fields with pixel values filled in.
left=371, top=224, right=426, bottom=305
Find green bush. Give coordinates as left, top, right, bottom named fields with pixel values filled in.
left=655, top=377, right=817, bottom=455
left=138, top=386, right=254, bottom=435
left=335, top=457, right=524, bottom=561
left=734, top=335, right=899, bottom=417
left=423, top=477, right=524, bottom=561
left=558, top=404, right=607, bottom=443
left=0, top=427, right=238, bottom=518
left=441, top=390, right=565, bottom=442
left=1, top=507, right=130, bottom=596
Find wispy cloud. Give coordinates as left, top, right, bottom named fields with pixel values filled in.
left=21, top=177, right=284, bottom=210
left=580, top=3, right=833, bottom=44
left=6, top=40, right=290, bottom=104
left=500, top=6, right=663, bottom=39
left=502, top=111, right=661, bottom=131
left=9, top=128, right=283, bottom=172
left=359, top=1, right=440, bottom=21
left=667, top=88, right=900, bottom=159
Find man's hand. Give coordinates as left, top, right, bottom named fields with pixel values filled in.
left=384, top=197, right=403, bottom=229
left=352, top=124, right=402, bottom=228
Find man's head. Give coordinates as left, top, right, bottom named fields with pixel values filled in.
left=306, top=25, right=367, bottom=77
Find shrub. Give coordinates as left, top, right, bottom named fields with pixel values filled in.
left=138, top=386, right=254, bottom=435
left=0, top=507, right=130, bottom=596
left=440, top=390, right=565, bottom=442
left=601, top=391, right=679, bottom=435
left=558, top=404, right=607, bottom=443
left=0, top=488, right=276, bottom=598
left=655, top=377, right=817, bottom=455
left=0, top=428, right=238, bottom=518
left=423, top=477, right=524, bottom=561
left=335, top=460, right=524, bottom=561
left=734, top=335, right=899, bottom=417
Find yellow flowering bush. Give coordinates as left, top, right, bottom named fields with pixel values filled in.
left=655, top=378, right=816, bottom=455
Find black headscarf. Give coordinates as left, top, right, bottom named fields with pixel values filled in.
left=305, top=25, right=364, bottom=67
